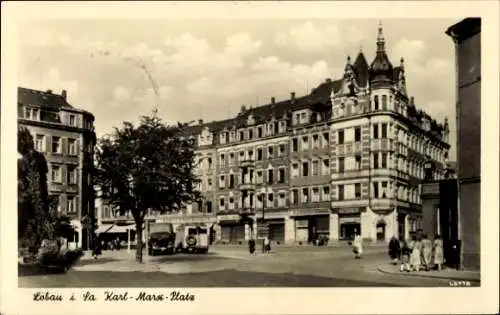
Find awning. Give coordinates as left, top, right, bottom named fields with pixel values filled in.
left=96, top=224, right=135, bottom=234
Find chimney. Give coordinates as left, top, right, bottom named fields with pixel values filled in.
left=325, top=78, right=332, bottom=83
left=46, top=89, right=53, bottom=94
left=61, top=90, right=67, bottom=100
left=410, top=96, right=415, bottom=106
left=290, top=92, right=296, bottom=100
left=241, top=105, right=246, bottom=112
left=271, top=97, right=275, bottom=104
left=198, top=119, right=204, bottom=125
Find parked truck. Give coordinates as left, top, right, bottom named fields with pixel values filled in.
left=174, top=224, right=210, bottom=254
left=147, top=223, right=176, bottom=256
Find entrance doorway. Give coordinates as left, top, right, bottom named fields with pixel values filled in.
left=376, top=221, right=386, bottom=241
left=340, top=222, right=360, bottom=240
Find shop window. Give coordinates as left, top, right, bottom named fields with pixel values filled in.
left=376, top=221, right=386, bottom=241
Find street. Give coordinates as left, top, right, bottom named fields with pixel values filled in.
left=18, top=245, right=479, bottom=287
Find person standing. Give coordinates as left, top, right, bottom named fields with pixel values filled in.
left=400, top=239, right=411, bottom=272
left=264, top=237, right=271, bottom=253
left=421, top=234, right=433, bottom=271
left=409, top=235, right=422, bottom=272
left=388, top=236, right=401, bottom=265
left=353, top=233, right=363, bottom=259
left=248, top=238, right=256, bottom=255
left=433, top=235, right=444, bottom=270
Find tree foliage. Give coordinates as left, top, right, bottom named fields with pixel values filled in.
left=94, top=111, right=201, bottom=262
left=18, top=126, right=52, bottom=257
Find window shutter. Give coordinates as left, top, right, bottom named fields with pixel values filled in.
left=60, top=194, right=67, bottom=213
left=46, top=135, right=52, bottom=154
left=61, top=165, right=68, bottom=185
left=61, top=137, right=68, bottom=155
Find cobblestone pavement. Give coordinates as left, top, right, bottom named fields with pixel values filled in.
left=19, top=246, right=478, bottom=287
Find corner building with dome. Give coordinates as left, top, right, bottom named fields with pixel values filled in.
left=174, top=24, right=451, bottom=244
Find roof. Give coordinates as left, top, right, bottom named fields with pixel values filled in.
left=18, top=87, right=73, bottom=110
left=446, top=18, right=481, bottom=43
left=353, top=52, right=370, bottom=87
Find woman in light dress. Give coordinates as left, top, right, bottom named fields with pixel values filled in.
left=409, top=235, right=422, bottom=272
left=352, top=233, right=363, bottom=259
left=433, top=235, right=444, bottom=270
left=420, top=234, right=433, bottom=271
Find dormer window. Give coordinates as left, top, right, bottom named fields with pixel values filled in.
left=69, top=114, right=76, bottom=126
left=239, top=131, right=244, bottom=141
left=24, top=107, right=39, bottom=120
left=247, top=114, right=255, bottom=125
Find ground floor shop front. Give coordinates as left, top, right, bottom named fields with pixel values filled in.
left=215, top=206, right=422, bottom=244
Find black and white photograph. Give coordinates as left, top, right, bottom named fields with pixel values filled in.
left=1, top=1, right=498, bottom=315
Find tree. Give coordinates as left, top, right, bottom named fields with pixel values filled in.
left=18, top=126, right=52, bottom=257
left=94, top=111, right=201, bottom=263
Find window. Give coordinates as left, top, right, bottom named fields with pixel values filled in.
left=220, top=154, right=225, bottom=166
left=279, top=144, right=286, bottom=156
left=68, top=139, right=77, bottom=155
left=69, top=114, right=76, bottom=126
left=206, top=201, right=212, bottom=213
left=373, top=182, right=379, bottom=198
left=239, top=131, right=244, bottom=141
left=292, top=138, right=298, bottom=152
left=312, top=187, right=320, bottom=202
left=381, top=123, right=387, bottom=138
left=268, top=146, right=274, bottom=158
left=258, top=127, right=263, bottom=138
left=291, top=163, right=299, bottom=178
left=229, top=153, right=235, bottom=165
left=302, top=136, right=309, bottom=150
left=338, top=130, right=344, bottom=144
left=322, top=159, right=330, bottom=175
left=373, top=153, right=379, bottom=169
left=354, top=127, right=361, bottom=142
left=302, top=188, right=309, bottom=203
left=295, top=113, right=300, bottom=124
left=374, top=95, right=379, bottom=110
left=322, top=186, right=330, bottom=201
left=382, top=95, right=387, bottom=110
left=323, top=132, right=329, bottom=147
left=207, top=157, right=212, bottom=168
left=268, top=193, right=274, bottom=205
left=208, top=178, right=213, bottom=189
left=292, top=189, right=299, bottom=205
left=248, top=130, right=253, bottom=140
left=338, top=157, right=345, bottom=173
left=24, top=107, right=39, bottom=120
left=248, top=150, right=254, bottom=160
left=381, top=181, right=388, bottom=198
left=274, top=122, right=279, bottom=134
left=35, top=135, right=45, bottom=152
left=278, top=168, right=285, bottom=183
left=67, top=196, right=76, bottom=213
left=312, top=160, right=319, bottom=176
left=219, top=175, right=225, bottom=188
left=373, top=124, right=379, bottom=139
left=67, top=167, right=77, bottom=184
left=302, top=162, right=309, bottom=177
left=256, top=170, right=263, bottom=184
left=355, top=183, right=361, bottom=199
left=338, top=185, right=344, bottom=200
left=229, top=174, right=235, bottom=188
left=257, top=148, right=263, bottom=160
left=382, top=153, right=388, bottom=168
left=220, top=198, right=225, bottom=208
left=278, top=192, right=286, bottom=207
left=355, top=155, right=362, bottom=170
left=312, top=134, right=319, bottom=148
left=268, top=169, right=274, bottom=184
left=51, top=165, right=61, bottom=183
left=239, top=151, right=244, bottom=161
left=52, top=136, right=61, bottom=153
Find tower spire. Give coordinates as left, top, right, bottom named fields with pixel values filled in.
left=377, top=21, right=386, bottom=53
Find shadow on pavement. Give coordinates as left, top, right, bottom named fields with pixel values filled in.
left=75, top=257, right=119, bottom=266
left=151, top=253, right=233, bottom=264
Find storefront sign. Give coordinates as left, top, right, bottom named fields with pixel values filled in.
left=217, top=214, right=241, bottom=222
left=338, top=207, right=362, bottom=214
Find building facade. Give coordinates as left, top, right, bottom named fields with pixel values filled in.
left=446, top=18, right=481, bottom=269
left=18, top=87, right=96, bottom=249
left=174, top=24, right=451, bottom=245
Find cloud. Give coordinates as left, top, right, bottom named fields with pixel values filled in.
left=224, top=33, right=262, bottom=57
left=275, top=21, right=365, bottom=52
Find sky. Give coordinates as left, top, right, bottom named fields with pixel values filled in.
left=18, top=18, right=459, bottom=159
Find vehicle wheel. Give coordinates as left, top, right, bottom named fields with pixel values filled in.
left=186, top=236, right=197, bottom=247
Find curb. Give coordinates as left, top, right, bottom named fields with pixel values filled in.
left=376, top=266, right=480, bottom=282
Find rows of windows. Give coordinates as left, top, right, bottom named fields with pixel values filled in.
left=290, top=186, right=330, bottom=204
left=50, top=164, right=78, bottom=185
left=291, top=159, right=329, bottom=178
left=23, top=106, right=79, bottom=127
left=219, top=143, right=287, bottom=167
left=51, top=194, right=77, bottom=214
left=291, top=132, right=329, bottom=152
left=219, top=120, right=287, bottom=145
left=218, top=167, right=287, bottom=188
left=33, top=134, right=78, bottom=156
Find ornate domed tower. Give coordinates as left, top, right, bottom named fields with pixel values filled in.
left=369, top=22, right=394, bottom=89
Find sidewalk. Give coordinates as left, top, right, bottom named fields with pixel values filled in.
left=377, top=262, right=480, bottom=282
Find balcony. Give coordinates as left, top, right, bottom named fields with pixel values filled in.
left=331, top=198, right=366, bottom=209
left=371, top=139, right=393, bottom=151
left=369, top=199, right=394, bottom=211
left=331, top=169, right=368, bottom=180
left=337, top=142, right=363, bottom=155
left=239, top=182, right=256, bottom=191
left=239, top=158, right=255, bottom=168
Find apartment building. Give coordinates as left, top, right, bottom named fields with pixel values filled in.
left=177, top=24, right=450, bottom=244
left=18, top=87, right=96, bottom=250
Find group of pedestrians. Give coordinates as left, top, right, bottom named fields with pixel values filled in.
left=388, top=234, right=444, bottom=272
left=248, top=237, right=271, bottom=255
